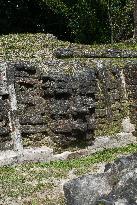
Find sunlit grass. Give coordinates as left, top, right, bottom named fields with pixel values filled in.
left=1, top=33, right=137, bottom=64
left=1, top=143, right=137, bottom=204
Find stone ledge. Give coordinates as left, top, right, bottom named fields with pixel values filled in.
left=0, top=146, right=53, bottom=166
left=54, top=48, right=137, bottom=58
left=53, top=132, right=137, bottom=161
left=0, top=132, right=136, bottom=167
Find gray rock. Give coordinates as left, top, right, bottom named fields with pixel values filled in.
left=97, top=154, right=137, bottom=205
left=64, top=153, right=137, bottom=205
left=19, top=146, right=53, bottom=163
left=0, top=146, right=53, bottom=166
left=64, top=173, right=112, bottom=205
left=54, top=48, right=137, bottom=58
left=122, top=117, right=135, bottom=133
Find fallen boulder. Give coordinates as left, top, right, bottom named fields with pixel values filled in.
left=64, top=153, right=137, bottom=205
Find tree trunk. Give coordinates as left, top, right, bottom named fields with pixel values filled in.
left=108, top=0, right=114, bottom=44
left=133, top=0, right=137, bottom=38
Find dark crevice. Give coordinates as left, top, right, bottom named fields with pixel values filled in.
left=54, top=93, right=71, bottom=100
left=89, top=107, right=95, bottom=115
left=50, top=114, right=69, bottom=120
left=2, top=94, right=9, bottom=100
left=18, top=82, right=34, bottom=89
left=15, top=66, right=36, bottom=75
left=86, top=93, right=95, bottom=98
left=73, top=113, right=87, bottom=122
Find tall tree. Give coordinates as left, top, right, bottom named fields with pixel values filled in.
left=133, top=0, right=137, bottom=38
left=107, top=0, right=114, bottom=44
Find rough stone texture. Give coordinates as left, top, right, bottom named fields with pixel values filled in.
left=0, top=62, right=11, bottom=149
left=0, top=146, right=53, bottom=166
left=64, top=173, right=112, bottom=205
left=0, top=150, right=18, bottom=166
left=0, top=59, right=136, bottom=154
left=13, top=62, right=50, bottom=147
left=95, top=62, right=126, bottom=136
left=19, top=146, right=53, bottom=163
left=64, top=153, right=137, bottom=205
left=97, top=154, right=137, bottom=205
left=0, top=132, right=135, bottom=166
left=122, top=117, right=135, bottom=133
left=41, top=61, right=96, bottom=146
left=87, top=132, right=136, bottom=154
left=53, top=133, right=137, bottom=161
left=0, top=61, right=96, bottom=149
left=54, top=48, right=137, bottom=58
left=124, top=62, right=137, bottom=136
left=15, top=61, right=96, bottom=147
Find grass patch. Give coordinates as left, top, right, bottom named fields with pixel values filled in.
left=1, top=143, right=137, bottom=204
left=0, top=33, right=70, bottom=63
left=1, top=33, right=137, bottom=64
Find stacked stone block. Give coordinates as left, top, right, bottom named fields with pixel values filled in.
left=0, top=62, right=96, bottom=149
left=13, top=62, right=48, bottom=147
left=41, top=62, right=96, bottom=146
left=0, top=60, right=136, bottom=151
left=0, top=63, right=12, bottom=150
left=124, top=63, right=137, bottom=135
left=95, top=63, right=126, bottom=136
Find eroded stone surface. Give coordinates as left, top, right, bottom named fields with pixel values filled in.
left=64, top=153, right=137, bottom=205
left=54, top=48, right=137, bottom=58
left=0, top=60, right=136, bottom=154
left=0, top=62, right=11, bottom=149
left=41, top=62, right=96, bottom=146
left=124, top=63, right=137, bottom=136
left=97, top=154, right=137, bottom=205
left=64, top=173, right=112, bottom=205
left=0, top=146, right=53, bottom=166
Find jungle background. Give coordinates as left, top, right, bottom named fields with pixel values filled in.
left=0, top=0, right=135, bottom=44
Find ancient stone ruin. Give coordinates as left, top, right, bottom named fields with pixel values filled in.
left=0, top=61, right=96, bottom=150
left=0, top=49, right=137, bottom=165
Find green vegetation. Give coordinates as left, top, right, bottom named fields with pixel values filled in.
left=1, top=33, right=137, bottom=64
left=0, top=0, right=134, bottom=44
left=0, top=33, right=69, bottom=63
left=1, top=143, right=137, bottom=204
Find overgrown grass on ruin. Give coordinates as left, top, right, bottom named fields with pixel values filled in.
left=1, top=33, right=137, bottom=64
left=1, top=143, right=137, bottom=205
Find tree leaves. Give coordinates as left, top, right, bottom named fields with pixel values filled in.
left=0, top=0, right=135, bottom=44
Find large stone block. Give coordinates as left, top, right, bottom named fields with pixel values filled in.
left=64, top=173, right=112, bottom=205
left=64, top=153, right=137, bottom=205
left=41, top=62, right=96, bottom=146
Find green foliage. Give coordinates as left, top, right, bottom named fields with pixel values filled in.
left=68, top=0, right=109, bottom=43
left=42, top=0, right=69, bottom=15
left=40, top=0, right=134, bottom=43
left=109, top=0, right=134, bottom=42
left=0, top=0, right=135, bottom=44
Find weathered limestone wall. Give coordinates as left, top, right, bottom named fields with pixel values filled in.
left=13, top=61, right=95, bottom=148
left=95, top=62, right=126, bottom=136
left=13, top=62, right=48, bottom=147
left=0, top=63, right=11, bottom=150
left=124, top=63, right=137, bottom=135
left=0, top=59, right=136, bottom=153
left=41, top=61, right=95, bottom=147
